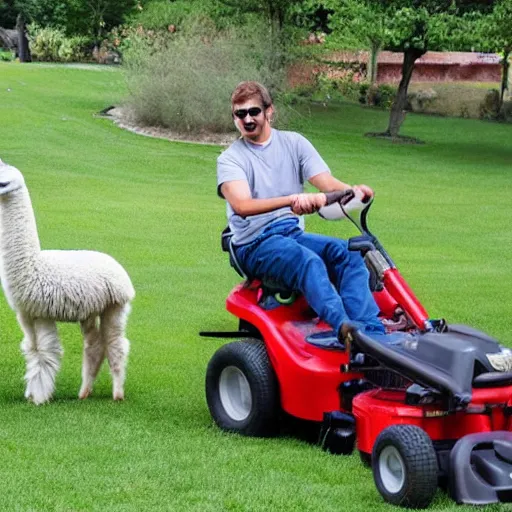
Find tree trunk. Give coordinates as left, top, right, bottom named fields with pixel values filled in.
left=368, top=42, right=380, bottom=85
left=386, top=48, right=425, bottom=137
left=499, top=48, right=510, bottom=112
left=16, top=13, right=31, bottom=63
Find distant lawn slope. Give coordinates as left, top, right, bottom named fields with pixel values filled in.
left=0, top=61, right=511, bottom=511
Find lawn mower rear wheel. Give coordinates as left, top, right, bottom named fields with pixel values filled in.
left=205, top=339, right=280, bottom=437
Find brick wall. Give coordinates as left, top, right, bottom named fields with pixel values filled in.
left=288, top=51, right=502, bottom=87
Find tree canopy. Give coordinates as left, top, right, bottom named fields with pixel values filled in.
left=480, top=0, right=512, bottom=108
left=0, top=0, right=139, bottom=41
left=321, top=0, right=499, bottom=138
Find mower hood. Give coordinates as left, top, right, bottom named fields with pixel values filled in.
left=352, top=324, right=512, bottom=406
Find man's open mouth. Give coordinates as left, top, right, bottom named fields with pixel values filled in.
left=244, top=123, right=256, bottom=132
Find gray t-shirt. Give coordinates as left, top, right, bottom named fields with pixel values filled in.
left=217, top=129, right=330, bottom=245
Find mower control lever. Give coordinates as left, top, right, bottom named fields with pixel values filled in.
left=324, top=189, right=355, bottom=206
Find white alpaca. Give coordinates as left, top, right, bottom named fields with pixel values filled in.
left=0, top=160, right=135, bottom=404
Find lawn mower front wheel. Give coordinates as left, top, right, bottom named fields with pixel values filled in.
left=372, top=424, right=438, bottom=509
left=205, top=339, right=280, bottom=437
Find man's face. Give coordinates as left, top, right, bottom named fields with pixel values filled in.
left=232, top=98, right=272, bottom=142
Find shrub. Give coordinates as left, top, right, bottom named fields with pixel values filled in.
left=127, top=0, right=257, bottom=34
left=307, top=72, right=340, bottom=103
left=28, top=24, right=90, bottom=62
left=127, top=0, right=196, bottom=31
left=290, top=83, right=317, bottom=99
left=123, top=25, right=288, bottom=133
left=329, top=79, right=396, bottom=109
left=479, top=89, right=501, bottom=120
left=58, top=36, right=89, bottom=62
left=28, top=25, right=64, bottom=61
left=0, top=49, right=15, bottom=62
left=407, top=88, right=437, bottom=112
left=358, top=82, right=370, bottom=103
left=333, top=76, right=362, bottom=103
left=407, top=83, right=491, bottom=119
left=366, top=84, right=396, bottom=108
left=501, top=100, right=512, bottom=122
left=106, top=23, right=175, bottom=57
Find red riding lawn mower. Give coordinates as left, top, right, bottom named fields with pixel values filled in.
left=201, top=190, right=512, bottom=508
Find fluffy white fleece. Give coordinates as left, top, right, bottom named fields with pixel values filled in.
left=7, top=250, right=135, bottom=321
left=0, top=160, right=135, bottom=404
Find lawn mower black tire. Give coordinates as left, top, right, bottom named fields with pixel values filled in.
left=205, top=339, right=280, bottom=437
left=372, top=424, right=438, bottom=509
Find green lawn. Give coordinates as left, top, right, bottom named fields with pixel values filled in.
left=0, top=61, right=511, bottom=511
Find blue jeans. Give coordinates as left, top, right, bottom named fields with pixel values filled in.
left=235, top=218, right=384, bottom=334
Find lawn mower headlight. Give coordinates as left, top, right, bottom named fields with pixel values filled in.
left=487, top=349, right=512, bottom=372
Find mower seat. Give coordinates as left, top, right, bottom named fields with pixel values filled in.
left=221, top=226, right=298, bottom=306
left=221, top=226, right=246, bottom=279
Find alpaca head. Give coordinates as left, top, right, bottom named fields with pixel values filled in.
left=0, top=161, right=26, bottom=196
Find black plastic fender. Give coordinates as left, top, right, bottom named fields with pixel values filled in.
left=450, top=431, right=512, bottom=504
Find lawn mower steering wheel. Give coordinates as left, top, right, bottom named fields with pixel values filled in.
left=324, top=189, right=356, bottom=206
left=319, top=188, right=371, bottom=221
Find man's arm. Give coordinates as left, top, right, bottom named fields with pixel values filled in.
left=309, top=171, right=374, bottom=200
left=221, top=180, right=295, bottom=218
left=309, top=171, right=351, bottom=192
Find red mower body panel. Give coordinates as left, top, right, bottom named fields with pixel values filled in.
left=226, top=264, right=433, bottom=422
left=226, top=271, right=512, bottom=445
left=353, top=387, right=512, bottom=454
left=226, top=283, right=359, bottom=421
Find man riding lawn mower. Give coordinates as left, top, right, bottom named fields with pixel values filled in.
left=202, top=190, right=512, bottom=509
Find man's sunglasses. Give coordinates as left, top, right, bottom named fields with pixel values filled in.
left=233, top=107, right=264, bottom=120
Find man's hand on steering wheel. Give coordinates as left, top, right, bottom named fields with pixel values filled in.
left=353, top=184, right=374, bottom=202
left=291, top=185, right=374, bottom=216
left=291, top=193, right=327, bottom=215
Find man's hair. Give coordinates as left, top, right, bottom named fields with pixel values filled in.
left=231, top=81, right=273, bottom=109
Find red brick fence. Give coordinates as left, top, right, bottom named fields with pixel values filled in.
left=288, top=51, right=502, bottom=87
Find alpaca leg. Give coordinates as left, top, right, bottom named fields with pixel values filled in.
left=18, top=312, right=36, bottom=358
left=19, top=315, right=62, bottom=405
left=100, top=304, right=131, bottom=401
left=79, top=316, right=104, bottom=400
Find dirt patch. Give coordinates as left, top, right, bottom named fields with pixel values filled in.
left=365, top=131, right=425, bottom=144
left=100, top=106, right=238, bottom=146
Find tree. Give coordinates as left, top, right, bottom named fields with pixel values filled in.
left=1, top=0, right=71, bottom=61
left=217, top=0, right=306, bottom=36
left=67, top=0, right=139, bottom=47
left=323, top=0, right=386, bottom=84
left=15, top=11, right=30, bottom=61
left=1, top=0, right=70, bottom=29
left=383, top=5, right=435, bottom=139
left=214, top=0, right=312, bottom=70
left=0, top=0, right=18, bottom=28
left=1, top=0, right=139, bottom=41
left=483, top=0, right=511, bottom=111
left=324, top=1, right=495, bottom=140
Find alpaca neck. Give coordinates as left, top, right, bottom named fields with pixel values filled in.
left=0, top=187, right=41, bottom=283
